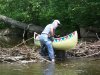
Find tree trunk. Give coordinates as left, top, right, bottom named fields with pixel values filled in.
left=0, top=15, right=43, bottom=33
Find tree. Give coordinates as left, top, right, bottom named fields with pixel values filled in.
left=0, top=0, right=100, bottom=34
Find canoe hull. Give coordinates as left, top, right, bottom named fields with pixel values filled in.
left=34, top=31, right=78, bottom=51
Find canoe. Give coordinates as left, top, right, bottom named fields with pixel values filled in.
left=34, top=31, right=78, bottom=51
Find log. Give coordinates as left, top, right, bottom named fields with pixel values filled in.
left=0, top=15, right=43, bottom=32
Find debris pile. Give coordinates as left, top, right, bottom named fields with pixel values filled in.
left=72, top=40, right=100, bottom=57
left=0, top=40, right=100, bottom=63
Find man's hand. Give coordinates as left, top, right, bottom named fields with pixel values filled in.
left=48, top=37, right=54, bottom=41
left=54, top=35, right=60, bottom=38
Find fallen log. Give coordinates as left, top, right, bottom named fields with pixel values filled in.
left=0, top=15, right=43, bottom=32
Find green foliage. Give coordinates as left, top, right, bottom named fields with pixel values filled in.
left=0, top=0, right=100, bottom=34
left=68, top=0, right=100, bottom=27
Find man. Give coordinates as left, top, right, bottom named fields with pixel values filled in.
left=39, top=20, right=61, bottom=62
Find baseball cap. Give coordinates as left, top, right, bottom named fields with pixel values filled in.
left=53, top=20, right=61, bottom=25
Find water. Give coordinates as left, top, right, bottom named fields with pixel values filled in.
left=0, top=36, right=100, bottom=75
left=0, top=58, right=100, bottom=75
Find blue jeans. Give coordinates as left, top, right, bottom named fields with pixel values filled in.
left=39, top=34, right=54, bottom=60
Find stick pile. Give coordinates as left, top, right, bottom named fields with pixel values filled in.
left=72, top=40, right=100, bottom=57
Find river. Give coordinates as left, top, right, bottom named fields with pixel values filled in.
left=0, top=36, right=100, bottom=75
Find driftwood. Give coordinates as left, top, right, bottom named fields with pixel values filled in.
left=0, top=40, right=100, bottom=63
left=0, top=45, right=50, bottom=63
left=0, top=34, right=51, bottom=63
left=71, top=40, right=100, bottom=58
left=0, top=15, right=43, bottom=32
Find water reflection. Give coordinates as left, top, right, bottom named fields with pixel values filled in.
left=43, top=63, right=55, bottom=75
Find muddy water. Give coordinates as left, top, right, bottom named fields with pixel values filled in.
left=0, top=36, right=100, bottom=75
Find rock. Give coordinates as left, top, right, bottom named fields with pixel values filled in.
left=80, top=27, right=95, bottom=37
left=80, top=27, right=100, bottom=38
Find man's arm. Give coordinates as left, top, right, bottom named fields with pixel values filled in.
left=50, top=27, right=55, bottom=37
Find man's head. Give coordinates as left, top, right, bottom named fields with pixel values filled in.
left=52, top=20, right=61, bottom=28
